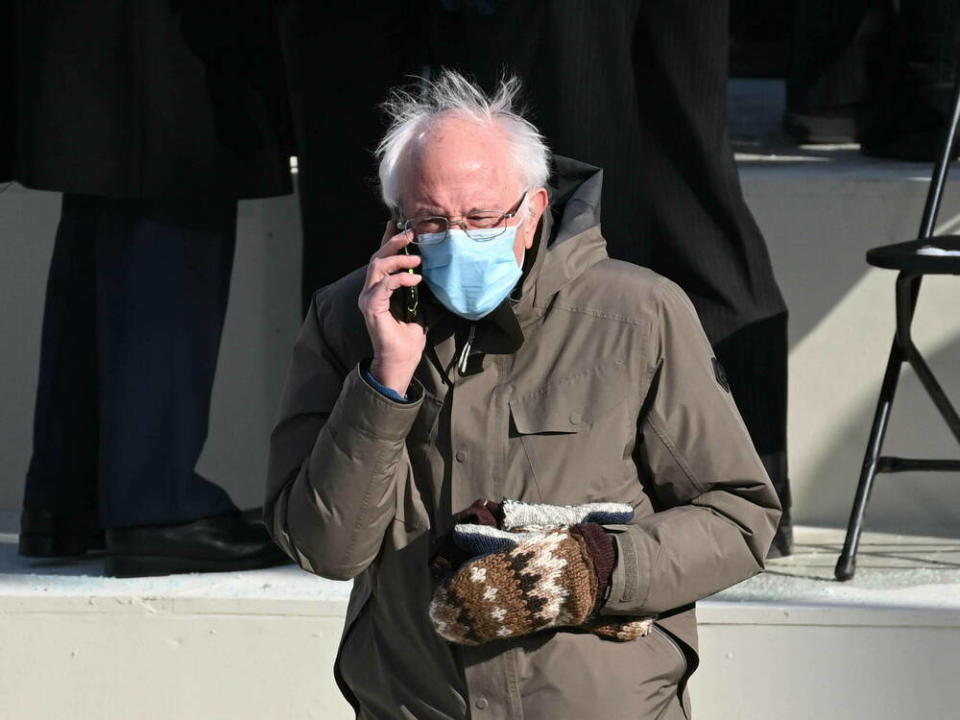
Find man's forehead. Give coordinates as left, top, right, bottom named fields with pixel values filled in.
left=401, top=172, right=519, bottom=214
left=400, top=115, right=520, bottom=210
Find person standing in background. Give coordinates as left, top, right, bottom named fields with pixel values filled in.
left=15, top=0, right=293, bottom=577
left=279, top=2, right=427, bottom=315
left=1, top=0, right=12, bottom=186
left=785, top=0, right=960, bottom=161
left=280, top=1, right=791, bottom=554
left=432, top=0, right=793, bottom=555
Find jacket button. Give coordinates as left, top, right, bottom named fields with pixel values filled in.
left=474, top=697, right=488, bottom=710
left=455, top=450, right=467, bottom=462
left=569, top=411, right=582, bottom=425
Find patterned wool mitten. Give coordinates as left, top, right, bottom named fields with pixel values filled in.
left=429, top=499, right=503, bottom=579
left=499, top=498, right=634, bottom=530
left=429, top=524, right=652, bottom=645
left=429, top=497, right=634, bottom=577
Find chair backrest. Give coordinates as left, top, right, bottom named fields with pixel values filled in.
left=918, top=60, right=960, bottom=240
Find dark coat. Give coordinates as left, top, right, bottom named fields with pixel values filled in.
left=431, top=0, right=786, bottom=343
left=15, top=0, right=293, bottom=199
left=1, top=0, right=14, bottom=183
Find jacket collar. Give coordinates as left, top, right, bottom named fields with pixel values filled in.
left=514, top=156, right=608, bottom=325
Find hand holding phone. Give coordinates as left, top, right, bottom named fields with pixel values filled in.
left=357, top=221, right=426, bottom=397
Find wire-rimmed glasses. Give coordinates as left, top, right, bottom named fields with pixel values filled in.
left=398, top=191, right=528, bottom=245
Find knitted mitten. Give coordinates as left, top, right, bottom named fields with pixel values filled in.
left=428, top=498, right=634, bottom=577
left=500, top=498, right=634, bottom=530
left=429, top=499, right=504, bottom=579
left=429, top=524, right=653, bottom=646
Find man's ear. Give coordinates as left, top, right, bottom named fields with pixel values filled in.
left=524, top=187, right=550, bottom=249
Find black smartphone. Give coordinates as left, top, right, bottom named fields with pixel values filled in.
left=401, top=242, right=420, bottom=323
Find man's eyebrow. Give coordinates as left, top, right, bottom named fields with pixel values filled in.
left=407, top=197, right=446, bottom=216
left=411, top=204, right=501, bottom=216
left=410, top=202, right=502, bottom=217
left=413, top=205, right=446, bottom=216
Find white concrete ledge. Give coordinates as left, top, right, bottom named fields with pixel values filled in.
left=2, top=527, right=959, bottom=719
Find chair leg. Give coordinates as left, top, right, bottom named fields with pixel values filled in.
left=835, top=338, right=905, bottom=581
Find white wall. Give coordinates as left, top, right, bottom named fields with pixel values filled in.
left=2, top=158, right=960, bottom=536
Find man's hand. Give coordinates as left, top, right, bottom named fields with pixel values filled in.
left=428, top=498, right=654, bottom=645
left=430, top=527, right=599, bottom=645
left=429, top=525, right=652, bottom=645
left=359, top=221, right=426, bottom=396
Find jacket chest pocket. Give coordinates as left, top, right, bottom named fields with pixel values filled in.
left=508, top=360, right=640, bottom=505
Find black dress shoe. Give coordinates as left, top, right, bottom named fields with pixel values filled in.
left=859, top=83, right=960, bottom=162
left=104, top=510, right=291, bottom=578
left=783, top=106, right=859, bottom=145
left=240, top=506, right=266, bottom=524
left=19, top=509, right=105, bottom=557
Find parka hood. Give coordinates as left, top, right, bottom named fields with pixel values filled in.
left=515, top=155, right=608, bottom=323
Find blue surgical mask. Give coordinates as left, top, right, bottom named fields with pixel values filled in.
left=417, top=222, right=524, bottom=321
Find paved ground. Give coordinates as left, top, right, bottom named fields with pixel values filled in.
left=713, top=526, right=960, bottom=610
left=2, top=526, right=958, bottom=611
left=0, top=531, right=350, bottom=600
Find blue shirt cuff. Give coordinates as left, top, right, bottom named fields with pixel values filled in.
left=363, top=368, right=411, bottom=403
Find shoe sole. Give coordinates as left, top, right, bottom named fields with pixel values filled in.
left=104, top=552, right=290, bottom=578
left=19, top=533, right=106, bottom=558
left=782, top=111, right=857, bottom=144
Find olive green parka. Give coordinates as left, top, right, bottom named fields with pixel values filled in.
left=265, top=158, right=781, bottom=719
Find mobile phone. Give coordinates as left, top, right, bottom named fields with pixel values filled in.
left=401, top=237, right=420, bottom=324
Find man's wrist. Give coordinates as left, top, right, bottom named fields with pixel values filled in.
left=365, top=367, right=409, bottom=403
left=369, top=358, right=416, bottom=397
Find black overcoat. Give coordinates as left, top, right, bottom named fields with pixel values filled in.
left=15, top=0, right=293, bottom=199
left=1, top=0, right=14, bottom=183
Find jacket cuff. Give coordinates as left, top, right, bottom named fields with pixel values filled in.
left=328, top=363, right=424, bottom=443
left=363, top=367, right=412, bottom=403
left=597, top=525, right=655, bottom=616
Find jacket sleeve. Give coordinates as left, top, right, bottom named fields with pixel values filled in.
left=263, top=291, right=423, bottom=581
left=600, top=278, right=782, bottom=616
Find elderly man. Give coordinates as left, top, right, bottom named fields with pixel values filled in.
left=265, top=71, right=781, bottom=719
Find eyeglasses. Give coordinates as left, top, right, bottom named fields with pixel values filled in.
left=398, top=192, right=528, bottom=245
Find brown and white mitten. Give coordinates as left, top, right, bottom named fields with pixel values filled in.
left=429, top=524, right=652, bottom=646
left=428, top=497, right=634, bottom=577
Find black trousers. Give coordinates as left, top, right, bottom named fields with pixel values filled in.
left=23, top=194, right=239, bottom=528
left=289, top=1, right=791, bottom=531
left=434, top=0, right=791, bottom=530
left=788, top=0, right=960, bottom=117
left=279, top=3, right=426, bottom=312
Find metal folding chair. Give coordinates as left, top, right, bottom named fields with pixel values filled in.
left=834, top=72, right=960, bottom=582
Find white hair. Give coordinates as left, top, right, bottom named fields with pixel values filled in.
left=376, top=70, right=551, bottom=210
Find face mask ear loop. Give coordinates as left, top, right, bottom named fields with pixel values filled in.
left=510, top=242, right=528, bottom=306
left=511, top=193, right=530, bottom=253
